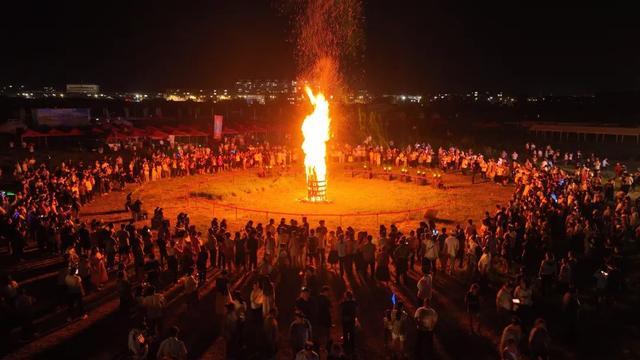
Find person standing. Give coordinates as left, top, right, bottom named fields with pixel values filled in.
left=414, top=298, right=438, bottom=359
left=393, top=240, right=410, bottom=285
left=65, top=266, right=88, bottom=322
left=562, top=287, right=580, bottom=345
left=249, top=281, right=264, bottom=325
left=141, top=286, right=166, bottom=336
left=316, top=285, right=332, bottom=351
left=499, top=317, right=522, bottom=358
left=206, top=227, right=217, bottom=269
left=316, top=220, right=328, bottom=267
left=528, top=318, right=551, bottom=360
left=361, top=235, right=376, bottom=278
left=156, top=326, right=188, bottom=360
left=89, top=247, right=109, bottom=291
left=340, top=291, right=358, bottom=354
left=295, top=341, right=320, bottom=360
left=263, top=308, right=279, bottom=359
left=538, top=252, right=557, bottom=296
left=465, top=283, right=481, bottom=335
left=196, top=247, right=209, bottom=287
left=290, top=311, right=313, bottom=355
left=421, top=234, right=439, bottom=275
left=496, top=282, right=514, bottom=326
left=390, top=301, right=410, bottom=358
left=127, top=320, right=149, bottom=360
left=247, top=232, right=259, bottom=271
left=337, top=235, right=347, bottom=276
left=417, top=270, right=433, bottom=305
left=444, top=231, right=459, bottom=274
left=117, top=271, right=134, bottom=316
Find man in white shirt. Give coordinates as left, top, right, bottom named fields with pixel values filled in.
left=421, top=234, right=439, bottom=275
left=444, top=233, right=459, bottom=274
left=414, top=298, right=438, bottom=358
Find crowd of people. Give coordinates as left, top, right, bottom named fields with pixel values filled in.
left=1, top=136, right=639, bottom=359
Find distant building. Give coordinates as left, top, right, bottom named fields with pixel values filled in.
left=383, top=94, right=423, bottom=104
left=235, top=79, right=300, bottom=98
left=66, top=84, right=100, bottom=95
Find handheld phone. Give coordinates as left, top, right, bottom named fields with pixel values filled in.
left=391, top=293, right=397, bottom=306
left=512, top=298, right=521, bottom=304
left=137, top=333, right=145, bottom=344
left=550, top=193, right=558, bottom=203
left=432, top=229, right=438, bottom=236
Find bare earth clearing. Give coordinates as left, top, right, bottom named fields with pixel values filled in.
left=80, top=166, right=513, bottom=234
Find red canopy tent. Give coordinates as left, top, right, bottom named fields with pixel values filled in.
left=129, top=128, right=148, bottom=137
left=178, top=126, right=209, bottom=137
left=246, top=124, right=267, bottom=134
left=221, top=127, right=240, bottom=135
left=145, top=127, right=170, bottom=140
left=161, top=126, right=190, bottom=137
left=21, top=129, right=47, bottom=139
left=105, top=129, right=132, bottom=142
left=64, top=128, right=84, bottom=136
left=46, top=129, right=67, bottom=137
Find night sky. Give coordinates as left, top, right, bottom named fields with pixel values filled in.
left=1, top=0, right=638, bottom=94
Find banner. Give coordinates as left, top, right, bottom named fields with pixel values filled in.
left=213, top=115, right=223, bottom=140
left=34, top=108, right=90, bottom=127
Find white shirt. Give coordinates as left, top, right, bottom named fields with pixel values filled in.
left=444, top=236, right=459, bottom=257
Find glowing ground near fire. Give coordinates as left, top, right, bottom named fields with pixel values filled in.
left=79, top=166, right=512, bottom=234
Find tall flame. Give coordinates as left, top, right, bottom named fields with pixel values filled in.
left=301, top=86, right=330, bottom=201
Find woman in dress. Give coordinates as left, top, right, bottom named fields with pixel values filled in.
left=89, top=247, right=109, bottom=291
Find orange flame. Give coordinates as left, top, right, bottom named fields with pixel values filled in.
left=301, top=86, right=330, bottom=200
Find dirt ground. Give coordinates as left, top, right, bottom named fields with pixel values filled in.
left=80, top=165, right=513, bottom=235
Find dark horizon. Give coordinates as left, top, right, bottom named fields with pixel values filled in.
left=1, top=1, right=639, bottom=95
